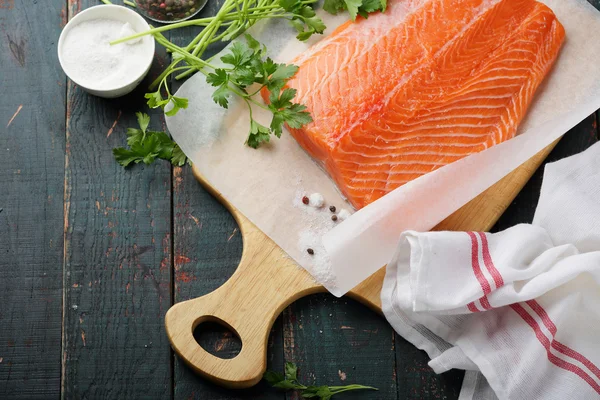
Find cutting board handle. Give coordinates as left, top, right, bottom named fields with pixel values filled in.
left=165, top=183, right=325, bottom=388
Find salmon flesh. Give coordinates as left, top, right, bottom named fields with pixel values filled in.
left=268, top=0, right=565, bottom=209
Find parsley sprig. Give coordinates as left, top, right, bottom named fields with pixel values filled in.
left=112, top=112, right=188, bottom=167
left=205, top=35, right=312, bottom=148
left=110, top=0, right=385, bottom=148
left=264, top=362, right=377, bottom=399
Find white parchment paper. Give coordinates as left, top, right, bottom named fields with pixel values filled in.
left=167, top=0, right=600, bottom=296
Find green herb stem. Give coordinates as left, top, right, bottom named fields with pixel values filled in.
left=329, top=385, right=378, bottom=393
left=135, top=0, right=383, bottom=149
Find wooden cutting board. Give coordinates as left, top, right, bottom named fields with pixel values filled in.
left=164, top=140, right=559, bottom=389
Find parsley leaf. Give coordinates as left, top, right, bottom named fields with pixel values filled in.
left=113, top=147, right=147, bottom=167
left=126, top=127, right=145, bottom=147
left=145, top=90, right=170, bottom=109
left=113, top=113, right=188, bottom=168
left=278, top=103, right=312, bottom=129
left=269, top=112, right=286, bottom=138
left=270, top=88, right=297, bottom=109
left=343, top=0, right=362, bottom=19
left=136, top=111, right=150, bottom=135
left=264, top=362, right=377, bottom=400
left=165, top=96, right=189, bottom=117
left=206, top=68, right=229, bottom=87
left=243, top=33, right=262, bottom=51
left=267, top=64, right=299, bottom=91
left=212, top=84, right=231, bottom=109
left=323, top=0, right=385, bottom=20
left=285, top=361, right=298, bottom=381
left=322, top=0, right=345, bottom=14
left=145, top=90, right=189, bottom=118
left=277, top=0, right=326, bottom=41
left=268, top=88, right=312, bottom=137
left=221, top=41, right=254, bottom=68
left=263, top=371, right=285, bottom=386
left=206, top=35, right=311, bottom=149
left=246, top=120, right=271, bottom=149
left=302, top=386, right=335, bottom=399
left=170, top=145, right=188, bottom=167
left=113, top=134, right=161, bottom=167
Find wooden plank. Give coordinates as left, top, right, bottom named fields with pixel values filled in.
left=172, top=165, right=284, bottom=399
left=395, top=337, right=464, bottom=400
left=61, top=2, right=173, bottom=398
left=0, top=1, right=65, bottom=398
left=284, top=295, right=398, bottom=399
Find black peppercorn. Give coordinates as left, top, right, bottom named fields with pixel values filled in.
left=307, top=248, right=314, bottom=255
left=137, top=0, right=202, bottom=21
left=331, top=215, right=338, bottom=221
left=329, top=205, right=336, bottom=212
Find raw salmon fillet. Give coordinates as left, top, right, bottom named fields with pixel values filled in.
left=266, top=0, right=565, bottom=209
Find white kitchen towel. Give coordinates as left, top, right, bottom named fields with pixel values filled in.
left=381, top=140, right=600, bottom=400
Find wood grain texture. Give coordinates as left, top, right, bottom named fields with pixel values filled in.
left=172, top=165, right=284, bottom=399
left=395, top=338, right=464, bottom=400
left=0, top=1, right=66, bottom=398
left=61, top=2, right=173, bottom=398
left=166, top=178, right=322, bottom=388
left=283, top=295, right=397, bottom=399
left=166, top=1, right=283, bottom=398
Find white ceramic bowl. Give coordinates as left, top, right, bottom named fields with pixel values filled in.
left=58, top=5, right=155, bottom=98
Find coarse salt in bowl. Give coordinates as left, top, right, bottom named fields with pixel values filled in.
left=58, top=5, right=155, bottom=98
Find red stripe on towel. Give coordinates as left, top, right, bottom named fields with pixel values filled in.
left=511, top=303, right=600, bottom=395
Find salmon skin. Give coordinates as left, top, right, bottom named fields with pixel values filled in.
left=264, top=0, right=565, bottom=209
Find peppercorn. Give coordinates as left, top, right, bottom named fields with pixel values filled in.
left=302, top=196, right=309, bottom=205
left=307, top=248, right=314, bottom=255
left=137, top=0, right=203, bottom=21
left=329, top=205, right=336, bottom=212
left=331, top=215, right=338, bottom=222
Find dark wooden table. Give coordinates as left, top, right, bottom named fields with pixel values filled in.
left=1, top=1, right=599, bottom=399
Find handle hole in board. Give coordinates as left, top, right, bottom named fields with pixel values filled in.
left=194, top=319, right=242, bottom=359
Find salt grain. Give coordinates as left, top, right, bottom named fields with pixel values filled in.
left=308, top=193, right=325, bottom=208
left=293, top=188, right=353, bottom=289
left=337, top=209, right=352, bottom=221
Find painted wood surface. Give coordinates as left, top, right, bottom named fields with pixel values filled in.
left=60, top=1, right=172, bottom=398
left=0, top=1, right=65, bottom=398
left=0, top=0, right=598, bottom=399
